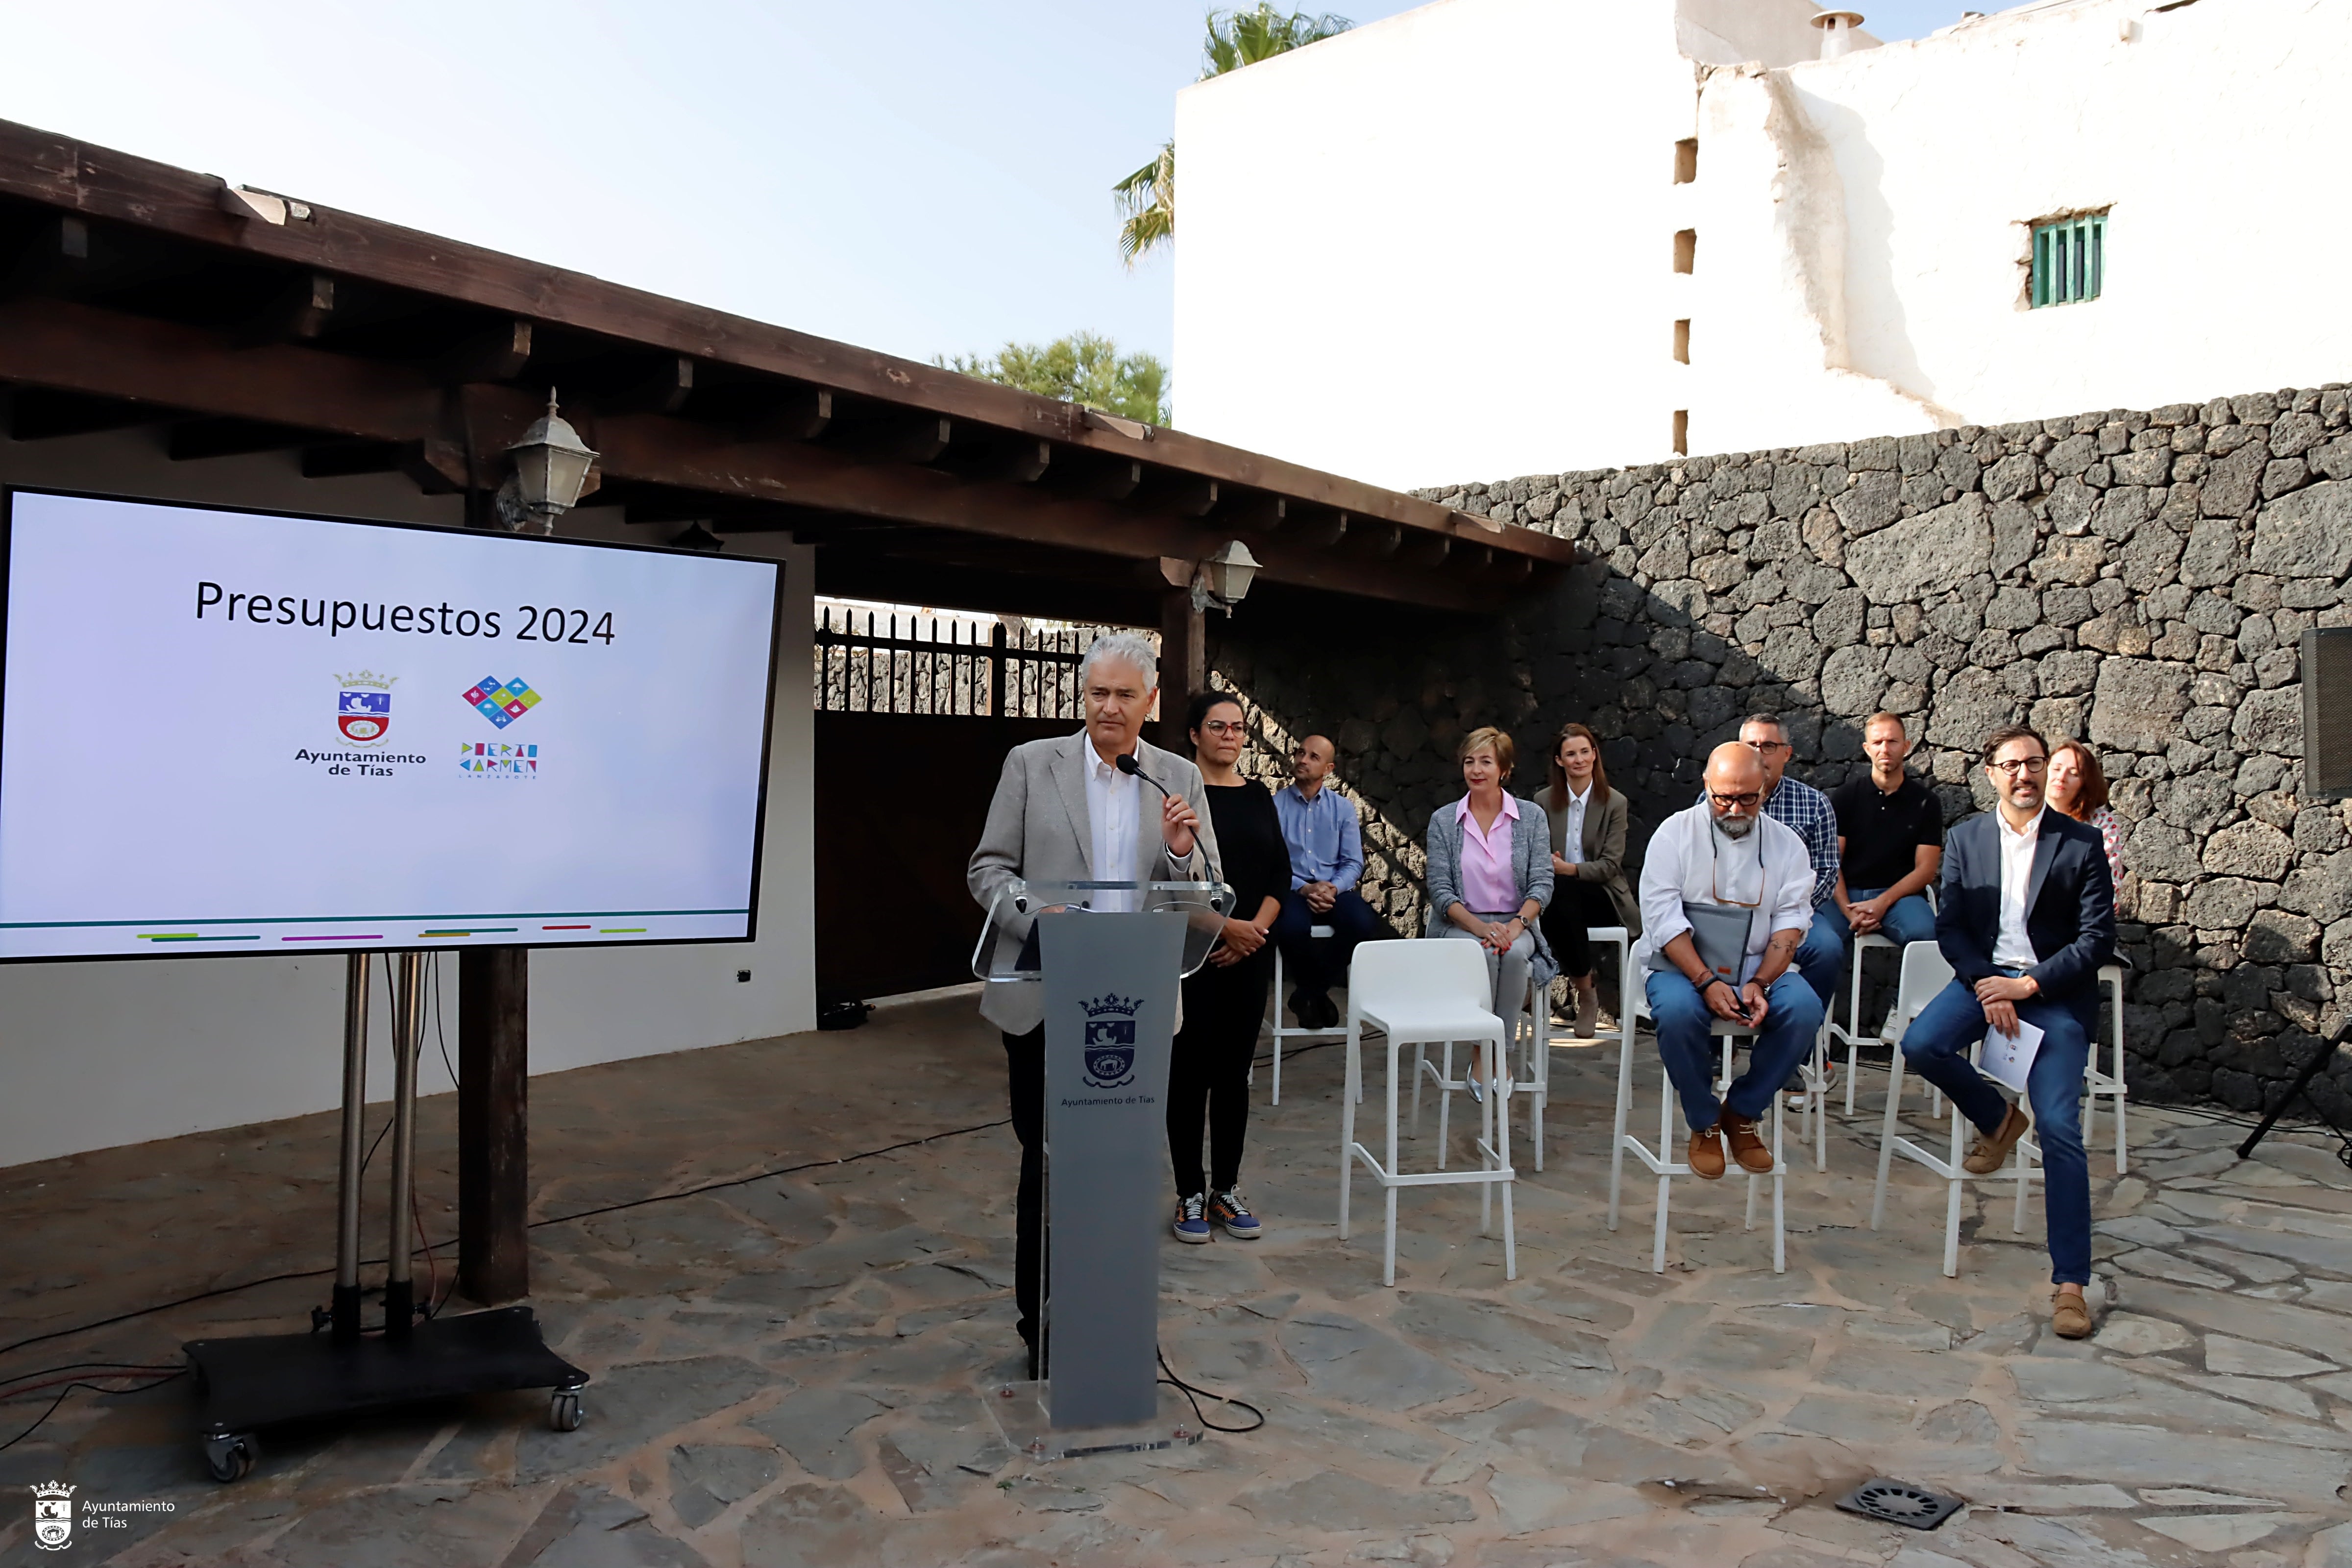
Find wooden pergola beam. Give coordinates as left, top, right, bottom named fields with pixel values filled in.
left=0, top=295, right=1526, bottom=610
left=0, top=117, right=1579, bottom=573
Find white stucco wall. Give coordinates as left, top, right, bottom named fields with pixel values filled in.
left=1706, top=0, right=2352, bottom=449
left=0, top=431, right=818, bottom=1168
left=1177, top=0, right=2352, bottom=487
left=1175, top=0, right=1705, bottom=490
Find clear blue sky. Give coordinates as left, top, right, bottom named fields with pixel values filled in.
left=0, top=1, right=1968, bottom=381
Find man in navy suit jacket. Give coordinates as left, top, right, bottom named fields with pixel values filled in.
left=1902, top=723, right=2115, bottom=1340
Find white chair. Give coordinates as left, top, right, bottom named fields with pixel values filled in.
left=1412, top=968, right=1544, bottom=1170
left=1339, top=940, right=1517, bottom=1286
left=1522, top=926, right=1631, bottom=1172
left=2084, top=962, right=2129, bottom=1174
left=1612, top=978, right=1788, bottom=1274
left=1868, top=941, right=2041, bottom=1277
left=1830, top=886, right=1940, bottom=1118
left=1263, top=924, right=1345, bottom=1104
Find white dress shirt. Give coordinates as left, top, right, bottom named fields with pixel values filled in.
left=1085, top=745, right=1142, bottom=913
left=1632, top=802, right=1815, bottom=985
left=1558, top=783, right=1590, bottom=867
left=1992, top=806, right=2044, bottom=970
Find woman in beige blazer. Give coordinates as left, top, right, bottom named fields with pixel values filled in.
left=1539, top=723, right=1640, bottom=1037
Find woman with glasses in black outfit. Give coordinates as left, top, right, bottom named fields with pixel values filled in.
left=1166, top=689, right=1290, bottom=1245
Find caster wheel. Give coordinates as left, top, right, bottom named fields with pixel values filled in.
left=549, top=1389, right=584, bottom=1432
left=204, top=1433, right=256, bottom=1483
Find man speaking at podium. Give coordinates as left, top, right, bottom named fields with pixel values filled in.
left=968, top=630, right=1221, bottom=1377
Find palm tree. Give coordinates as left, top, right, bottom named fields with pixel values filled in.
left=1115, top=5, right=1353, bottom=268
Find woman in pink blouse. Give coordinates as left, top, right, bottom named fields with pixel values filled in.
left=2048, top=740, right=2124, bottom=889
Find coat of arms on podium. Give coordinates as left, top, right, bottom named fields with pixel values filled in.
left=1080, top=994, right=1141, bottom=1089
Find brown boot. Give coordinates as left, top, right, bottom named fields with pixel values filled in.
left=1963, top=1102, right=2033, bottom=1175
left=2051, top=1289, right=2092, bottom=1340
left=1721, top=1110, right=1774, bottom=1174
left=1687, top=1123, right=1727, bottom=1180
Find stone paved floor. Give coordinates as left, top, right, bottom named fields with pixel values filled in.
left=3, top=993, right=2351, bottom=1567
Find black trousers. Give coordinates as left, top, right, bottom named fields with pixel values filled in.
left=1541, top=879, right=1623, bottom=980
left=1166, top=952, right=1273, bottom=1197
left=1002, top=1026, right=1046, bottom=1369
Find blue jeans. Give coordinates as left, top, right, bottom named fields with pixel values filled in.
left=1645, top=969, right=1825, bottom=1132
left=1900, top=976, right=2095, bottom=1287
left=1793, top=911, right=1844, bottom=1007
left=1815, top=888, right=1937, bottom=950
left=1272, top=888, right=1382, bottom=1001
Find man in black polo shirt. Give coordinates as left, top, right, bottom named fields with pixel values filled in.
left=1823, top=711, right=1944, bottom=952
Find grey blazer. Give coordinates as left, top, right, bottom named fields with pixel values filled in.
left=967, top=728, right=1221, bottom=1034
left=1423, top=796, right=1558, bottom=987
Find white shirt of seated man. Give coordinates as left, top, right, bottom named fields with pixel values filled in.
left=1635, top=744, right=1816, bottom=1006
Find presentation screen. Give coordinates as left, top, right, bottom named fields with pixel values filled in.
left=0, top=490, right=782, bottom=961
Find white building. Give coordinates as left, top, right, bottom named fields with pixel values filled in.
left=1174, top=0, right=2352, bottom=490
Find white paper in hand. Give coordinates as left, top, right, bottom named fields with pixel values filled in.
left=1980, top=1017, right=2045, bottom=1094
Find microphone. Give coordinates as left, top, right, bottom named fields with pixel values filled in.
left=1115, top=752, right=1171, bottom=798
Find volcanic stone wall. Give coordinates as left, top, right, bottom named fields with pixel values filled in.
left=1208, top=385, right=2352, bottom=1118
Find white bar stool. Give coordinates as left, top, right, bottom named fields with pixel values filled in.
left=1611, top=979, right=1787, bottom=1274
left=1523, top=926, right=1630, bottom=1172
left=1263, top=924, right=1344, bottom=1104
left=1339, top=940, right=1517, bottom=1286
left=2084, top=962, right=2129, bottom=1173
left=1412, top=969, right=1544, bottom=1171
left=1867, top=942, right=2040, bottom=1277
left=1832, top=932, right=1900, bottom=1115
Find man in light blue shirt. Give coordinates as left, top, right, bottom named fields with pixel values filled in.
left=1271, top=734, right=1383, bottom=1029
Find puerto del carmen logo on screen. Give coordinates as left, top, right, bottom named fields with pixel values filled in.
left=463, top=677, right=542, bottom=729
left=336, top=671, right=395, bottom=743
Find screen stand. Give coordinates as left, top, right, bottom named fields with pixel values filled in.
left=182, top=950, right=585, bottom=1483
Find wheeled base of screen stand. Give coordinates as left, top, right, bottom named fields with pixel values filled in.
left=181, top=952, right=585, bottom=1481
left=185, top=1307, right=587, bottom=1481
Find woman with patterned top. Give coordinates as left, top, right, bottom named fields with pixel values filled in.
left=2047, top=740, right=2124, bottom=888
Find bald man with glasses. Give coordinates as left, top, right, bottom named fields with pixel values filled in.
left=1636, top=743, right=1826, bottom=1178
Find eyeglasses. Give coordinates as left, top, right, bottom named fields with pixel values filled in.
left=1989, top=756, right=2048, bottom=777
left=1747, top=739, right=1790, bottom=754
left=1708, top=791, right=1762, bottom=809
left=1199, top=720, right=1244, bottom=736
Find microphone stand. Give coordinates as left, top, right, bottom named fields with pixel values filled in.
left=2237, top=1020, right=2351, bottom=1163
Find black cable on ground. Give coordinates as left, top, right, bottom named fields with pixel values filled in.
left=1156, top=1346, right=1264, bottom=1435
left=0, top=1369, right=187, bottom=1453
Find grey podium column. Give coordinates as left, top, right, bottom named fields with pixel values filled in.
left=1037, top=908, right=1187, bottom=1430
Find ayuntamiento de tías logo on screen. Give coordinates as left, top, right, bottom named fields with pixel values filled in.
left=291, top=671, right=545, bottom=780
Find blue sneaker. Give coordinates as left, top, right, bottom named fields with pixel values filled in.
left=1173, top=1192, right=1212, bottom=1244
left=1209, top=1188, right=1261, bottom=1240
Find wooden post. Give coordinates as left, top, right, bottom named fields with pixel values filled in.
left=458, top=947, right=530, bottom=1304
left=1157, top=587, right=1204, bottom=752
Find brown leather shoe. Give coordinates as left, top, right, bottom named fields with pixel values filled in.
left=1721, top=1110, right=1774, bottom=1174
left=1963, top=1102, right=2033, bottom=1175
left=1687, top=1124, right=1727, bottom=1180
left=2051, top=1289, right=2092, bottom=1340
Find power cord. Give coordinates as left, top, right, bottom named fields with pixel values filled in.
left=1156, top=1346, right=1263, bottom=1434
left=0, top=1367, right=187, bottom=1453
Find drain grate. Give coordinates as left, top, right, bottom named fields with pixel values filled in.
left=1835, top=1477, right=1965, bottom=1531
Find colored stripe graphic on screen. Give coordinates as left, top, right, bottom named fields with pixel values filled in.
left=418, top=928, right=519, bottom=937
left=543, top=924, right=591, bottom=931
left=139, top=933, right=260, bottom=942
left=600, top=928, right=647, bottom=934
left=283, top=934, right=384, bottom=941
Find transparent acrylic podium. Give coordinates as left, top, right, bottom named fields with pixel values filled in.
left=972, top=879, right=1231, bottom=1459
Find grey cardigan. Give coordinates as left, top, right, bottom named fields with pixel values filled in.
left=1424, top=795, right=1558, bottom=987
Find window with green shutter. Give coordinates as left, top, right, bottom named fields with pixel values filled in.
left=2032, top=214, right=2105, bottom=307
